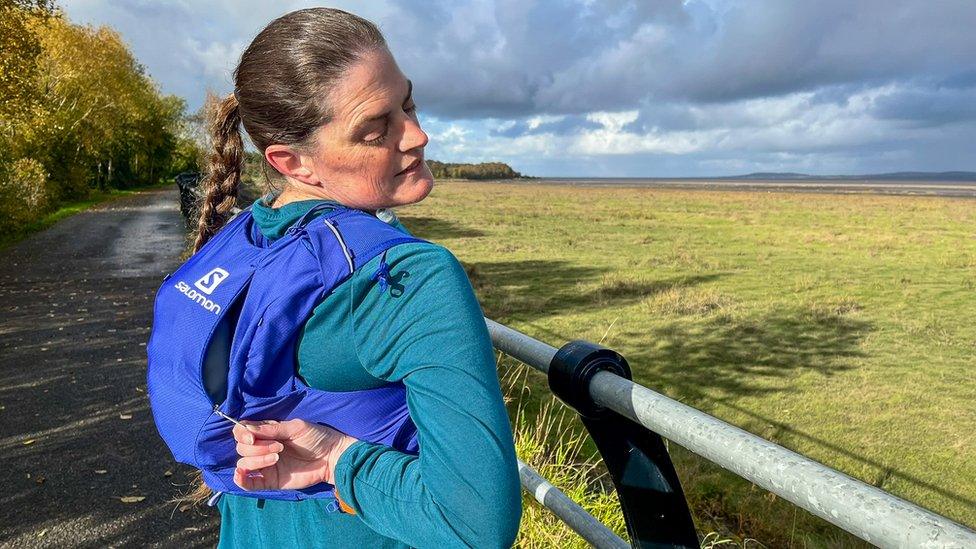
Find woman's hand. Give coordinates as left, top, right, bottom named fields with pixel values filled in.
left=231, top=418, right=358, bottom=491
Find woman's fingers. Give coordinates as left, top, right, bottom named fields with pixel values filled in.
left=234, top=466, right=269, bottom=491
left=239, top=418, right=306, bottom=441
left=232, top=419, right=292, bottom=444
left=237, top=452, right=279, bottom=471
left=236, top=439, right=284, bottom=457
left=232, top=423, right=255, bottom=445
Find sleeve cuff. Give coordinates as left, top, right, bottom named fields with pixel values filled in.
left=332, top=439, right=379, bottom=515
left=334, top=488, right=357, bottom=515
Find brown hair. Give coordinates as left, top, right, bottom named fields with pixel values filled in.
left=192, top=7, right=387, bottom=252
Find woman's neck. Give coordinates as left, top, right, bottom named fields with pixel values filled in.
left=268, top=185, right=376, bottom=215
left=269, top=186, right=330, bottom=208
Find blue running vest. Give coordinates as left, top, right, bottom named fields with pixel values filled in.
left=146, top=203, right=424, bottom=500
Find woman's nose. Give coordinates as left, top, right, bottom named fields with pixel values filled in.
left=400, top=118, right=429, bottom=152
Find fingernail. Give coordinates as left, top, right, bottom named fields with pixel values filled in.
left=272, top=453, right=279, bottom=463
left=246, top=435, right=255, bottom=445
left=247, top=471, right=264, bottom=479
left=273, top=442, right=284, bottom=453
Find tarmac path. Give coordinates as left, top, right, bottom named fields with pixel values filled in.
left=0, top=187, right=219, bottom=547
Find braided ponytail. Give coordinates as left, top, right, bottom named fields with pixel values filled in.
left=193, top=92, right=244, bottom=253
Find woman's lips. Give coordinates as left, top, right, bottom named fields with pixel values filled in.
left=396, top=157, right=422, bottom=176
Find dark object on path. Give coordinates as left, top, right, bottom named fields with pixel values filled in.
left=175, top=171, right=204, bottom=227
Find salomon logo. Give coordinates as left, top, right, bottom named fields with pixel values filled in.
left=175, top=281, right=222, bottom=315
left=194, top=267, right=229, bottom=295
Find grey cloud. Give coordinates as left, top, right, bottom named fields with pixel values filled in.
left=489, top=115, right=602, bottom=137
left=381, top=0, right=976, bottom=119
left=57, top=0, right=976, bottom=176
left=381, top=0, right=687, bottom=118
left=872, top=85, right=976, bottom=127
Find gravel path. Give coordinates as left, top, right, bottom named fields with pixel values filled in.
left=0, top=187, right=219, bottom=548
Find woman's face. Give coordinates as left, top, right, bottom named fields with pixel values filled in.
left=275, top=47, right=434, bottom=210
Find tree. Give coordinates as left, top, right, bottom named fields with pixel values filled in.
left=0, top=0, right=200, bottom=230
left=427, top=160, right=523, bottom=180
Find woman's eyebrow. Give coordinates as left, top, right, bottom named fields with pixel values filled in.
left=353, top=79, right=413, bottom=133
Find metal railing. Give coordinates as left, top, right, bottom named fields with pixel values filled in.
left=486, top=318, right=976, bottom=549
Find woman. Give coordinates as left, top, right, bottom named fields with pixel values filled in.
left=191, top=7, right=521, bottom=548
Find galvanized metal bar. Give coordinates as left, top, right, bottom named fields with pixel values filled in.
left=486, top=318, right=976, bottom=548
left=588, top=372, right=976, bottom=548
left=517, top=459, right=630, bottom=549
left=486, top=318, right=557, bottom=374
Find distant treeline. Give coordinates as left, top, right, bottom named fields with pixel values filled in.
left=236, top=155, right=525, bottom=199
left=0, top=0, right=199, bottom=232
left=427, top=160, right=524, bottom=180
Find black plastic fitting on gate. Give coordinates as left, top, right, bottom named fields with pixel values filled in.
left=548, top=340, right=631, bottom=418
left=548, top=340, right=699, bottom=549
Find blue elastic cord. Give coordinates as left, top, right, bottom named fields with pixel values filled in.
left=370, top=250, right=391, bottom=292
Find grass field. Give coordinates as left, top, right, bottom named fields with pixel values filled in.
left=396, top=180, right=976, bottom=547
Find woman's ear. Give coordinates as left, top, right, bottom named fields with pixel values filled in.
left=265, top=144, right=321, bottom=186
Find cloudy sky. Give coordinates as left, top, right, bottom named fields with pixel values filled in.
left=60, top=0, right=975, bottom=177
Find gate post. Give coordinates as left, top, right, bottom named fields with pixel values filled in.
left=548, top=340, right=698, bottom=549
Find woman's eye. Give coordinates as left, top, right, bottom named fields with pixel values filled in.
left=364, top=127, right=388, bottom=146
left=363, top=105, right=417, bottom=146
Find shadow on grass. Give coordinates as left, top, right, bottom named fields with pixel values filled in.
left=462, top=258, right=724, bottom=321
left=626, top=310, right=871, bottom=402
left=539, top=299, right=972, bottom=527
left=398, top=215, right=487, bottom=240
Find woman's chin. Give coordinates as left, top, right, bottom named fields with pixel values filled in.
left=400, top=168, right=434, bottom=204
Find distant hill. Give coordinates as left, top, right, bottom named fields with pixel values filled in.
left=727, top=171, right=976, bottom=182
left=427, top=160, right=523, bottom=180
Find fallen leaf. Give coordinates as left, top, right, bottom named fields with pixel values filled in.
left=35, top=476, right=46, bottom=485
left=119, top=414, right=132, bottom=420
left=94, top=470, right=108, bottom=475
left=22, top=439, right=35, bottom=446
left=119, top=496, right=145, bottom=503
left=163, top=470, right=173, bottom=477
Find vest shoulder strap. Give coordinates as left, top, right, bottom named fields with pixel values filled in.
left=303, top=208, right=425, bottom=284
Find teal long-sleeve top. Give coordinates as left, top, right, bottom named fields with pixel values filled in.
left=215, top=195, right=522, bottom=549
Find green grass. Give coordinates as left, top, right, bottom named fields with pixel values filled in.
left=503, top=366, right=629, bottom=548
left=399, top=180, right=976, bottom=547
left=0, top=181, right=171, bottom=251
